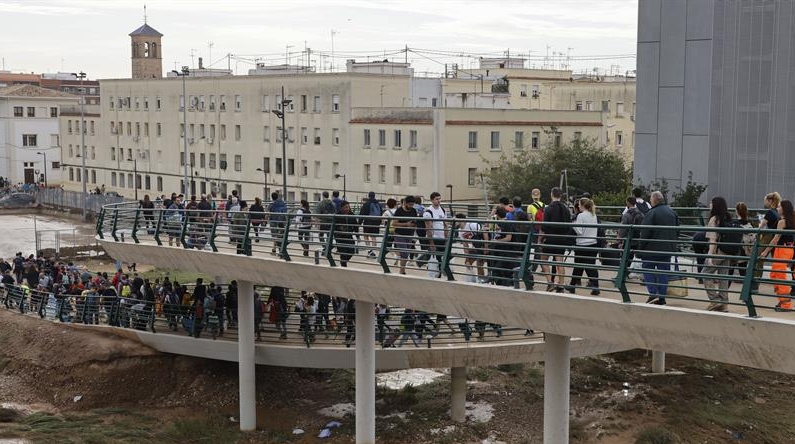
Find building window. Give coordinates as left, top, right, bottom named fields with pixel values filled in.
left=332, top=162, right=339, bottom=177
left=468, top=131, right=477, bottom=150
left=134, top=97, right=140, bottom=109
left=514, top=131, right=523, bottom=149
left=50, top=107, right=58, bottom=117
left=135, top=122, right=140, bottom=136
left=364, top=164, right=371, bottom=182
left=394, top=166, right=401, bottom=185
left=364, top=129, right=371, bottom=147
left=301, top=127, right=308, bottom=145
left=22, top=134, right=37, bottom=147
left=378, top=129, right=386, bottom=147
left=220, top=95, right=227, bottom=111
left=301, top=160, right=308, bottom=177
left=288, top=159, right=295, bottom=175
left=52, top=161, right=60, bottom=170
left=287, top=95, right=295, bottom=112
left=394, top=130, right=402, bottom=148
left=309, top=95, right=319, bottom=113
left=145, top=175, right=151, bottom=190
left=616, top=102, right=625, bottom=115
left=409, top=130, right=417, bottom=149
left=616, top=131, right=624, bottom=146
left=91, top=146, right=96, bottom=159
left=235, top=125, right=241, bottom=141
left=531, top=132, right=540, bottom=149
left=209, top=95, right=215, bottom=111
left=264, top=126, right=270, bottom=142
left=554, top=132, right=562, bottom=147
left=300, top=95, right=307, bottom=112
left=118, top=172, right=124, bottom=187
left=490, top=131, right=500, bottom=150
left=601, top=100, right=610, bottom=112
left=156, top=123, right=162, bottom=137
left=261, top=157, right=270, bottom=173
left=288, top=126, right=295, bottom=142
left=27, top=107, right=35, bottom=117
left=575, top=101, right=583, bottom=111
left=378, top=165, right=386, bottom=183
left=109, top=99, right=114, bottom=110
left=50, top=134, right=59, bottom=147
left=220, top=124, right=226, bottom=141
left=219, top=153, right=227, bottom=170
left=262, top=95, right=269, bottom=112
left=13, top=106, right=22, bottom=117
left=200, top=153, right=206, bottom=168
left=468, top=168, right=477, bottom=186
left=234, top=155, right=242, bottom=171
left=275, top=158, right=283, bottom=175
left=235, top=95, right=242, bottom=111
left=586, top=101, right=593, bottom=111
left=110, top=171, right=115, bottom=186
left=91, top=170, right=97, bottom=184
left=144, top=122, right=149, bottom=136
left=409, top=167, right=417, bottom=186
left=144, top=97, right=149, bottom=110
left=314, top=128, right=321, bottom=145
left=276, top=126, right=283, bottom=143
left=209, top=153, right=216, bottom=169
left=110, top=147, right=115, bottom=161
left=314, top=161, right=321, bottom=178
left=157, top=176, right=163, bottom=192
left=331, top=94, right=340, bottom=112
left=333, top=128, right=340, bottom=146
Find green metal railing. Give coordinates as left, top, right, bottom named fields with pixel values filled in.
left=97, top=202, right=795, bottom=318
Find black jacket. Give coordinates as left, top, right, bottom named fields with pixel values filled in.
left=638, top=203, right=679, bottom=254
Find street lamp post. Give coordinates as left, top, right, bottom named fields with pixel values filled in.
left=173, top=66, right=190, bottom=196
left=36, top=152, right=47, bottom=188
left=271, top=86, right=291, bottom=200
left=255, top=167, right=269, bottom=199
left=445, top=183, right=453, bottom=214
left=334, top=173, right=346, bottom=200
left=75, top=71, right=87, bottom=221
left=128, top=155, right=138, bottom=201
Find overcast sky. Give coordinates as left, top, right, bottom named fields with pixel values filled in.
left=0, top=0, right=638, bottom=80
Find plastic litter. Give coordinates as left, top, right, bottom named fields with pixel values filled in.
left=72, top=395, right=82, bottom=403
left=318, top=421, right=343, bottom=439
left=318, top=428, right=332, bottom=439
left=292, top=428, right=305, bottom=435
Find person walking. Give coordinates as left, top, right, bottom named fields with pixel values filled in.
left=761, top=199, right=795, bottom=312
left=702, top=196, right=735, bottom=312
left=569, top=197, right=601, bottom=295
left=638, top=191, right=679, bottom=305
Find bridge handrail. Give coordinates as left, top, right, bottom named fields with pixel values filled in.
left=97, top=203, right=795, bottom=318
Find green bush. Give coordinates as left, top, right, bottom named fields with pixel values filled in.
left=635, top=426, right=680, bottom=444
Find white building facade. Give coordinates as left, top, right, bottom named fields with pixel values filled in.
left=0, top=84, right=77, bottom=186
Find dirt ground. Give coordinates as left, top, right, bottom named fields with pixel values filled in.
left=0, top=308, right=794, bottom=444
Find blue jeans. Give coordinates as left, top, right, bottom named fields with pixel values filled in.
left=642, top=254, right=671, bottom=300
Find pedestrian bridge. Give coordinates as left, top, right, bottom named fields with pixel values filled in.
left=96, top=203, right=795, bottom=443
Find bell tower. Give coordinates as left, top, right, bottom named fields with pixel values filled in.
left=129, top=18, right=163, bottom=79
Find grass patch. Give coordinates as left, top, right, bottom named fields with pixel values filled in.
left=635, top=426, right=680, bottom=444
left=157, top=416, right=242, bottom=443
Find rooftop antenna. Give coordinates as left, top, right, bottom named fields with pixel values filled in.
left=190, top=49, right=197, bottom=69
left=143, top=4, right=147, bottom=24
left=208, top=42, right=214, bottom=67
left=330, top=29, right=338, bottom=72
left=285, top=44, right=293, bottom=65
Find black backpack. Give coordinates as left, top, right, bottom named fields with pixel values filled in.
left=718, top=219, right=744, bottom=255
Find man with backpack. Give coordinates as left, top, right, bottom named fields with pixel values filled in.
left=267, top=191, right=287, bottom=255
left=632, top=188, right=652, bottom=214
left=618, top=197, right=646, bottom=279
left=315, top=191, right=337, bottom=247
left=359, top=191, right=383, bottom=259
left=422, top=192, right=449, bottom=278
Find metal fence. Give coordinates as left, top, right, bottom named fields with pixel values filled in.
left=36, top=188, right=125, bottom=216
left=98, top=202, right=795, bottom=318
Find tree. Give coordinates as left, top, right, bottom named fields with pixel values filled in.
left=482, top=135, right=632, bottom=203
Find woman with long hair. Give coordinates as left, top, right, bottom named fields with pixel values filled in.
left=569, top=198, right=600, bottom=295
left=703, top=196, right=734, bottom=311
left=753, top=192, right=781, bottom=288
left=761, top=199, right=795, bottom=311
left=734, top=202, right=754, bottom=277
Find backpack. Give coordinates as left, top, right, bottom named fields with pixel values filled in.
left=368, top=201, right=382, bottom=217
left=530, top=202, right=545, bottom=222
left=718, top=218, right=744, bottom=255
left=318, top=199, right=335, bottom=215
left=636, top=199, right=651, bottom=214
left=268, top=200, right=287, bottom=222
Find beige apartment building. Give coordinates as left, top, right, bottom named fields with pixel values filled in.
left=58, top=22, right=632, bottom=203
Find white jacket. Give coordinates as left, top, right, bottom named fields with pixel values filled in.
left=573, top=211, right=598, bottom=246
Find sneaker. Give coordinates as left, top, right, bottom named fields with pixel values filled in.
left=368, top=250, right=377, bottom=259
left=646, top=296, right=659, bottom=304
left=590, top=289, right=601, bottom=296
left=774, top=303, right=792, bottom=312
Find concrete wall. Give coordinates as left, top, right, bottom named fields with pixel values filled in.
left=636, top=0, right=795, bottom=204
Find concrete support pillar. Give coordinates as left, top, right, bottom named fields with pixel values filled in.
left=237, top=280, right=256, bottom=431
left=450, top=366, right=467, bottom=423
left=543, top=333, right=570, bottom=444
left=652, top=350, right=666, bottom=374
left=355, top=300, right=375, bottom=444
